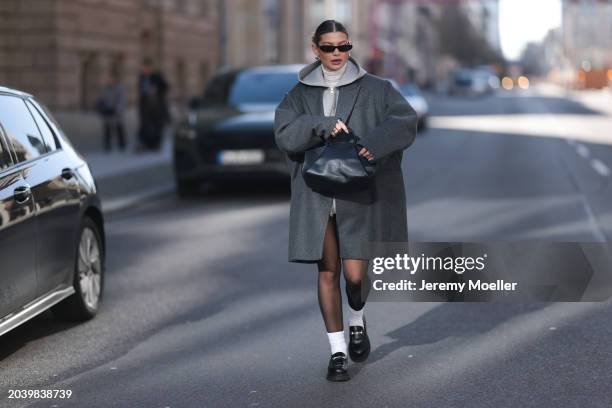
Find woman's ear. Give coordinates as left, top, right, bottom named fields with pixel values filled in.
left=311, top=43, right=319, bottom=60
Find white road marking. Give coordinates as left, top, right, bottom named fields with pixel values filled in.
left=575, top=143, right=590, bottom=158
left=568, top=141, right=609, bottom=178
left=591, top=159, right=611, bottom=177
left=577, top=192, right=608, bottom=241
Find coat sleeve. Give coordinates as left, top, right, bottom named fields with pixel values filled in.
left=357, top=80, right=418, bottom=161
left=274, top=90, right=339, bottom=154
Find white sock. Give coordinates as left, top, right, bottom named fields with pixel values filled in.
left=348, top=305, right=364, bottom=327
left=327, top=331, right=347, bottom=355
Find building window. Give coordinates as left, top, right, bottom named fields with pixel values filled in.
left=79, top=52, right=100, bottom=111
left=175, top=58, right=186, bottom=103
left=200, top=61, right=211, bottom=91
left=175, top=0, right=187, bottom=13
left=198, top=1, right=209, bottom=18
left=110, top=53, right=125, bottom=81
left=263, top=0, right=280, bottom=63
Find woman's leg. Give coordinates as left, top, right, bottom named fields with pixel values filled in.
left=316, top=215, right=342, bottom=332
left=318, top=215, right=350, bottom=381
left=342, top=259, right=370, bottom=314
left=343, top=258, right=371, bottom=362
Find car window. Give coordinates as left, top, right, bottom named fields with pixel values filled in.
left=0, top=126, right=13, bottom=171
left=228, top=71, right=298, bottom=106
left=25, top=99, right=58, bottom=151
left=0, top=95, right=47, bottom=162
left=202, top=71, right=239, bottom=105
left=28, top=98, right=72, bottom=149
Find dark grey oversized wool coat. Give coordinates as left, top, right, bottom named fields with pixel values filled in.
left=274, top=57, right=418, bottom=263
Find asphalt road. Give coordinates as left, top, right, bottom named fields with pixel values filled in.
left=1, top=88, right=611, bottom=408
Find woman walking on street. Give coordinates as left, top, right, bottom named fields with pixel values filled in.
left=274, top=20, right=418, bottom=382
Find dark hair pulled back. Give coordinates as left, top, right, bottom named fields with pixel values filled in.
left=311, top=19, right=349, bottom=45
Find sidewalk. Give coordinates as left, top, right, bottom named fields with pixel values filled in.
left=77, top=132, right=175, bottom=214
left=533, top=82, right=612, bottom=117
left=83, top=135, right=172, bottom=179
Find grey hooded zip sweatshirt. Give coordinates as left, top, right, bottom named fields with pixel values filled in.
left=298, top=56, right=367, bottom=120
left=297, top=56, right=368, bottom=216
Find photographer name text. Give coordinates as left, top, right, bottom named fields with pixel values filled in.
left=371, top=254, right=518, bottom=292
left=372, top=279, right=517, bottom=292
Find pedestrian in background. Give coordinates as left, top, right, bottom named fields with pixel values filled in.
left=95, top=73, right=126, bottom=152
left=137, top=58, right=170, bottom=151
left=274, top=20, right=418, bottom=382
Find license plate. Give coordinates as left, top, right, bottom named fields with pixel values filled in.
left=217, top=149, right=265, bottom=165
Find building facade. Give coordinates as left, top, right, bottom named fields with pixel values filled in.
left=561, top=0, right=612, bottom=88
left=562, top=0, right=612, bottom=71
left=461, top=0, right=501, bottom=56
left=0, top=0, right=218, bottom=110
left=348, top=0, right=445, bottom=87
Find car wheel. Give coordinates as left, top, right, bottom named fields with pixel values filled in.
left=52, top=216, right=104, bottom=321
left=176, top=177, right=200, bottom=198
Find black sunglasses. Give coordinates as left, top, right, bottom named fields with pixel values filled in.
left=317, top=43, right=353, bottom=53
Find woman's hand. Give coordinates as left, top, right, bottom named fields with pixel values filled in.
left=330, top=119, right=349, bottom=137
left=330, top=120, right=374, bottom=160
left=358, top=147, right=375, bottom=161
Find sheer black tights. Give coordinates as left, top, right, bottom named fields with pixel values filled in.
left=316, top=215, right=370, bottom=333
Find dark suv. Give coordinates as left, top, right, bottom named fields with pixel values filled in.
left=173, top=65, right=302, bottom=196
left=0, top=86, right=105, bottom=336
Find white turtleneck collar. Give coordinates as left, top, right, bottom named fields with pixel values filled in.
left=298, top=55, right=367, bottom=87
left=321, top=62, right=348, bottom=86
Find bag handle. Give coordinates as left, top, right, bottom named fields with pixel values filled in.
left=325, top=129, right=360, bottom=146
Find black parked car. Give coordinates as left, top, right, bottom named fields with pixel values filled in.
left=173, top=64, right=304, bottom=196
left=0, top=86, right=105, bottom=336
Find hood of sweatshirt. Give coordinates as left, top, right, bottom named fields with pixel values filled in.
left=298, top=56, right=367, bottom=87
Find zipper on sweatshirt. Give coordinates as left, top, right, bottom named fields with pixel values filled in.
left=328, top=86, right=338, bottom=214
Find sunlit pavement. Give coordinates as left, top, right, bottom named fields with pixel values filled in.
left=1, top=86, right=611, bottom=408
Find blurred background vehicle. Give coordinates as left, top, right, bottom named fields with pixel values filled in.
left=449, top=68, right=500, bottom=96
left=0, top=86, right=105, bottom=337
left=388, top=79, right=429, bottom=131
left=173, top=65, right=304, bottom=196
left=398, top=83, right=430, bottom=131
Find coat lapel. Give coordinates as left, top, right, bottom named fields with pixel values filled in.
left=302, top=86, right=322, bottom=115
left=334, top=81, right=362, bottom=124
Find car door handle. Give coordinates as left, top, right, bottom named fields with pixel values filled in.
left=61, top=167, right=74, bottom=180
left=14, top=184, right=32, bottom=204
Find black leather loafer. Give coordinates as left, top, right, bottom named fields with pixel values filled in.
left=348, top=316, right=370, bottom=362
left=326, top=352, right=350, bottom=382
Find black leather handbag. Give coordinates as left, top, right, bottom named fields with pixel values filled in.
left=302, top=130, right=376, bottom=194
